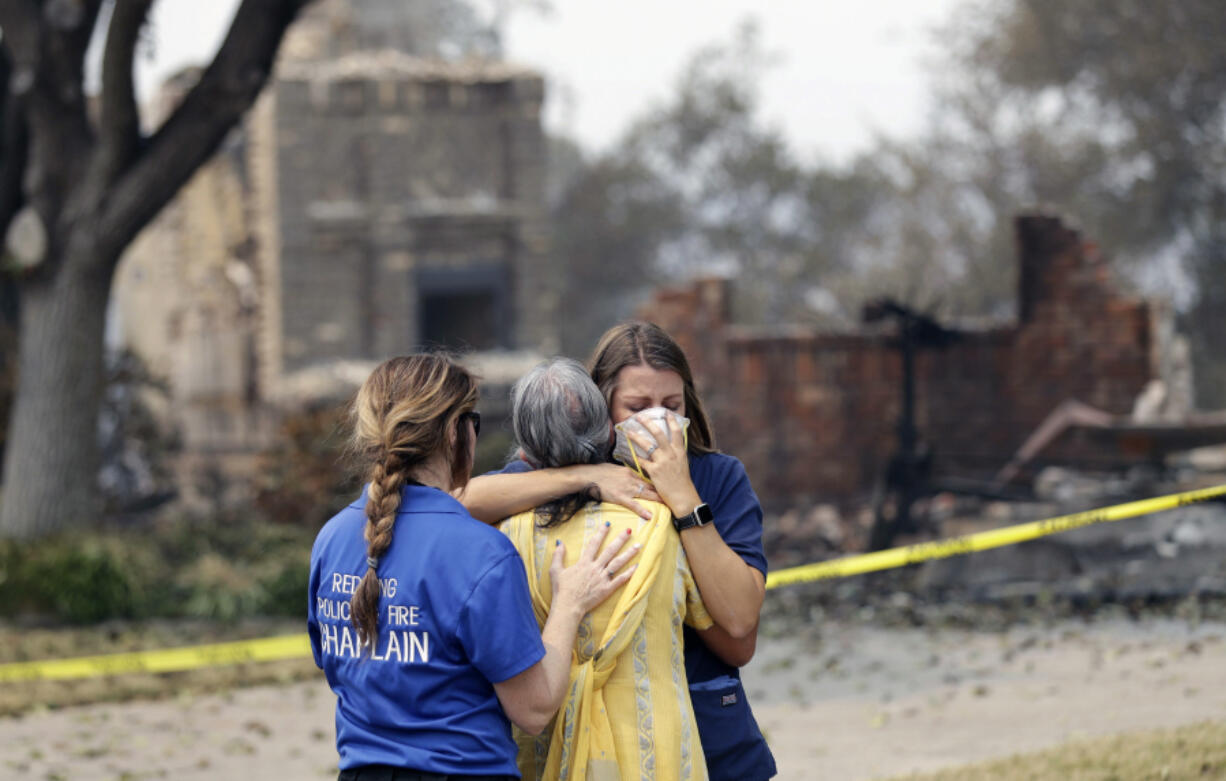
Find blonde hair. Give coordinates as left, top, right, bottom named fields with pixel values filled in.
left=348, top=354, right=479, bottom=649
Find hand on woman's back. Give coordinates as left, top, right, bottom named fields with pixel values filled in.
left=549, top=521, right=640, bottom=614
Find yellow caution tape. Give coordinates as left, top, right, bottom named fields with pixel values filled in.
left=2, top=483, right=1223, bottom=682
left=0, top=633, right=311, bottom=683
left=765, top=482, right=1226, bottom=589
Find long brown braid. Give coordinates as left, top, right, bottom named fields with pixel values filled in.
left=348, top=354, right=479, bottom=651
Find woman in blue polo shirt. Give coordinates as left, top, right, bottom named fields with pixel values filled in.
left=308, top=354, right=638, bottom=780
left=463, top=324, right=777, bottom=781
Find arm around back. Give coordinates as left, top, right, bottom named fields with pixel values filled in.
left=493, top=523, right=640, bottom=734
left=679, top=525, right=766, bottom=640
left=493, top=597, right=584, bottom=735
left=460, top=464, right=661, bottom=525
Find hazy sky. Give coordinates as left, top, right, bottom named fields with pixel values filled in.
left=134, top=0, right=965, bottom=163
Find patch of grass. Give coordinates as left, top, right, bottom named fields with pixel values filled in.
left=890, top=721, right=1226, bottom=780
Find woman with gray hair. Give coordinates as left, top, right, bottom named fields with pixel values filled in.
left=499, top=357, right=714, bottom=781
left=508, top=357, right=614, bottom=525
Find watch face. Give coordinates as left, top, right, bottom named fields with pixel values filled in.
left=675, top=504, right=712, bottom=531
left=695, top=504, right=714, bottom=524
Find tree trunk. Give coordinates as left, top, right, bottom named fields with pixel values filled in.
left=0, top=0, right=310, bottom=538
left=0, top=246, right=113, bottom=538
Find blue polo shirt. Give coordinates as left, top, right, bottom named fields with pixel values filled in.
left=308, top=483, right=545, bottom=774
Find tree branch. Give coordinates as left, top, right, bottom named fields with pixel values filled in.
left=0, top=48, right=30, bottom=240
left=90, top=0, right=154, bottom=187
left=97, top=0, right=312, bottom=257
left=44, top=0, right=106, bottom=47
left=0, top=2, right=42, bottom=82
left=21, top=0, right=103, bottom=109
left=0, top=0, right=96, bottom=242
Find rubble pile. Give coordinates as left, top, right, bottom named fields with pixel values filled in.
left=763, top=463, right=1226, bottom=607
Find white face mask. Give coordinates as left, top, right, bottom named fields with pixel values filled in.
left=612, top=407, right=690, bottom=478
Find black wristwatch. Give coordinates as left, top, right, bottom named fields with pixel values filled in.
left=673, top=503, right=713, bottom=532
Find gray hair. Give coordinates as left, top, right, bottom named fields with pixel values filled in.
left=510, top=357, right=611, bottom=468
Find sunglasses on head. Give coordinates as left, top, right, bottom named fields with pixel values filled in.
left=461, top=410, right=481, bottom=438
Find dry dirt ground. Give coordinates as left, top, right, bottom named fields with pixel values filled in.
left=1, top=617, right=1223, bottom=780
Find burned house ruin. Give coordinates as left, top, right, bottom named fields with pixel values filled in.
left=646, top=215, right=1190, bottom=510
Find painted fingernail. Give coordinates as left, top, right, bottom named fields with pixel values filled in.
left=625, top=529, right=632, bottom=535
left=604, top=521, right=611, bottom=528
left=555, top=540, right=561, bottom=547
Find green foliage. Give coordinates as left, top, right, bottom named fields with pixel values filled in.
left=258, top=555, right=313, bottom=618
left=0, top=514, right=315, bottom=625
left=32, top=544, right=143, bottom=623
left=0, top=537, right=151, bottom=623
left=177, top=554, right=266, bottom=623
left=0, top=539, right=31, bottom=615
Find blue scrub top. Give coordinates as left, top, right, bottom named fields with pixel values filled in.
left=308, top=483, right=545, bottom=774
left=680, top=452, right=768, bottom=682
left=679, top=452, right=777, bottom=780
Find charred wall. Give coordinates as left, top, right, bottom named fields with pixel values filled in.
left=645, top=215, right=1158, bottom=508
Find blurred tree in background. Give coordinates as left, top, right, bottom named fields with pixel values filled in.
left=549, top=137, right=685, bottom=356
left=0, top=0, right=311, bottom=539
left=1, top=0, right=1221, bottom=542
left=949, top=0, right=1226, bottom=405
left=549, top=24, right=881, bottom=350
left=555, top=2, right=1226, bottom=406
left=551, top=21, right=1008, bottom=340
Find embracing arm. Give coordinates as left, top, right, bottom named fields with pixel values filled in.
left=493, top=524, right=639, bottom=734
left=459, top=464, right=658, bottom=524
left=696, top=621, right=758, bottom=668
left=678, top=524, right=766, bottom=640
left=493, top=595, right=585, bottom=735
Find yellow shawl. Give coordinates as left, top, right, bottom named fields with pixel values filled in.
left=503, top=500, right=711, bottom=781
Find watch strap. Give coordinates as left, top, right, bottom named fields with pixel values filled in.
left=673, top=502, right=713, bottom=532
